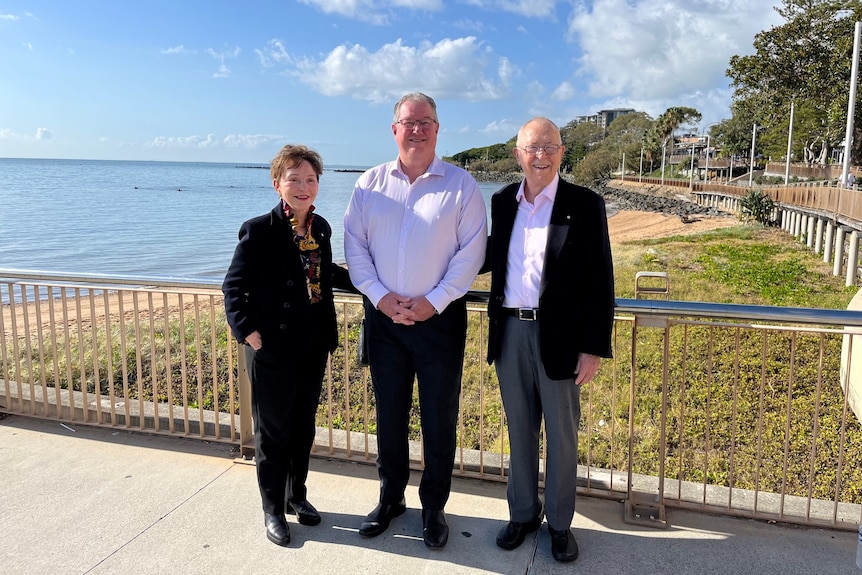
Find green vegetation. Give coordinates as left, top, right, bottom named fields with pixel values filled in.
left=739, top=188, right=777, bottom=226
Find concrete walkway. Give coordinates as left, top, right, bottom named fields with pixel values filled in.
left=2, top=414, right=859, bottom=575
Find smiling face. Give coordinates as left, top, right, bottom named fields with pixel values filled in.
left=514, top=118, right=565, bottom=198
left=273, top=159, right=319, bottom=219
left=392, top=98, right=439, bottom=168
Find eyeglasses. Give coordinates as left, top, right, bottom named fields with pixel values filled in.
left=519, top=144, right=562, bottom=156
left=396, top=119, right=437, bottom=131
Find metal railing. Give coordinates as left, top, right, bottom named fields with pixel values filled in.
left=2, top=269, right=861, bottom=531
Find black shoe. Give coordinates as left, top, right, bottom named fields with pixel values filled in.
left=358, top=498, right=407, bottom=537
left=422, top=509, right=449, bottom=549
left=264, top=512, right=290, bottom=546
left=287, top=499, right=321, bottom=526
left=548, top=526, right=579, bottom=562
left=496, top=509, right=544, bottom=550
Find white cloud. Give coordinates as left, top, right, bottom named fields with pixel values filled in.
left=206, top=47, right=241, bottom=78
left=0, top=14, right=20, bottom=21
left=35, top=128, right=53, bottom=140
left=477, top=118, right=519, bottom=135
left=285, top=37, right=515, bottom=102
left=462, top=0, right=555, bottom=19
left=452, top=19, right=487, bottom=33
left=0, top=128, right=14, bottom=138
left=161, top=45, right=191, bottom=55
left=551, top=81, right=575, bottom=101
left=566, top=0, right=783, bottom=121
left=298, top=0, right=443, bottom=24
left=255, top=39, right=293, bottom=68
left=145, top=134, right=283, bottom=150
left=23, top=42, right=32, bottom=50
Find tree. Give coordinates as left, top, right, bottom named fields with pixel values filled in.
left=649, top=107, right=702, bottom=178
left=560, top=121, right=603, bottom=172
left=726, top=0, right=862, bottom=165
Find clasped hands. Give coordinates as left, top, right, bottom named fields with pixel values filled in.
left=377, top=292, right=436, bottom=325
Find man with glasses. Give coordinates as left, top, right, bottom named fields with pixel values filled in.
left=484, top=117, right=614, bottom=562
left=343, top=92, right=487, bottom=549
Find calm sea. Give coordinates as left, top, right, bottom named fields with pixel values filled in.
left=0, top=158, right=506, bottom=281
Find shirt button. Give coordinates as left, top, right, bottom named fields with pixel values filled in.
left=283, top=302, right=291, bottom=309
left=279, top=324, right=288, bottom=330
left=286, top=280, right=294, bottom=286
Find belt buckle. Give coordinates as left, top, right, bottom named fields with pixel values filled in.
left=518, top=308, right=537, bottom=321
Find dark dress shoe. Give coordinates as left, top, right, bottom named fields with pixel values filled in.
left=548, top=526, right=579, bottom=562
left=496, top=510, right=544, bottom=550
left=287, top=499, right=321, bottom=526
left=358, top=498, right=407, bottom=537
left=264, top=512, right=290, bottom=547
left=422, top=509, right=449, bottom=549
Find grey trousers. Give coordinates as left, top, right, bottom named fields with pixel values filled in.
left=495, top=315, right=581, bottom=531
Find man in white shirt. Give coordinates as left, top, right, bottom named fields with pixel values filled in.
left=343, top=92, right=487, bottom=549
left=485, top=117, right=614, bottom=562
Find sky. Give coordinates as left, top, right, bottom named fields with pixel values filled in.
left=0, top=0, right=784, bottom=167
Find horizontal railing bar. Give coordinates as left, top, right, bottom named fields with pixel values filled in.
left=4, top=269, right=861, bottom=328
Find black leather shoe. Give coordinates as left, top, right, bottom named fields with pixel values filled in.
left=287, top=499, right=321, bottom=526
left=264, top=512, right=290, bottom=546
left=548, top=526, right=579, bottom=562
left=496, top=509, right=544, bottom=550
left=358, top=498, right=407, bottom=537
left=422, top=509, right=449, bottom=549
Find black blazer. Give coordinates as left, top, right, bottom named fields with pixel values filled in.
left=486, top=179, right=615, bottom=380
left=222, top=203, right=353, bottom=354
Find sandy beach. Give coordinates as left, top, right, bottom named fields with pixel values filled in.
left=607, top=209, right=738, bottom=242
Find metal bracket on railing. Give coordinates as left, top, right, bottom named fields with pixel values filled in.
left=624, top=490, right=667, bottom=528
left=635, top=271, right=670, bottom=300
left=624, top=303, right=671, bottom=529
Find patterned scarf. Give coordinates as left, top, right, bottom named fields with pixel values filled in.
left=283, top=201, right=322, bottom=304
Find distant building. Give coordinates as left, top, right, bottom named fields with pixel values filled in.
left=575, top=108, right=636, bottom=131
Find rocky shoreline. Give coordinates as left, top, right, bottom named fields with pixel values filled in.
left=470, top=170, right=730, bottom=219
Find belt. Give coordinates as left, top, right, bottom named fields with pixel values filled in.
left=502, top=307, right=539, bottom=321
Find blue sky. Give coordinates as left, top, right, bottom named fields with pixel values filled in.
left=1, top=1, right=783, bottom=167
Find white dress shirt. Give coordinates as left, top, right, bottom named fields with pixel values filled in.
left=502, top=174, right=559, bottom=309
left=344, top=156, right=487, bottom=313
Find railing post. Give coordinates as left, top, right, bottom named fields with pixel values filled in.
left=237, top=345, right=255, bottom=459
left=834, top=226, right=847, bottom=277
left=815, top=218, right=825, bottom=255
left=825, top=221, right=835, bottom=264
left=847, top=230, right=860, bottom=287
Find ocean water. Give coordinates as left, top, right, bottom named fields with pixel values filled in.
left=0, top=158, right=506, bottom=280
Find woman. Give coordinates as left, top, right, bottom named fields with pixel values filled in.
left=222, top=144, right=353, bottom=547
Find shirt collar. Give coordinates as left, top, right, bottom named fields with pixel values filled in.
left=516, top=173, right=560, bottom=205
left=391, top=156, right=444, bottom=179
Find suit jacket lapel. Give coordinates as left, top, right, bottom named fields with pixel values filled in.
left=542, top=181, right=573, bottom=295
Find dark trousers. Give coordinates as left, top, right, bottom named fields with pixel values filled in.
left=365, top=299, right=467, bottom=510
left=494, top=316, right=581, bottom=530
left=246, top=342, right=327, bottom=516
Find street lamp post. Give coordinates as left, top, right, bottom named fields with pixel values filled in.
left=785, top=101, right=795, bottom=185
left=704, top=134, right=711, bottom=183
left=639, top=145, right=644, bottom=183
left=660, top=141, right=667, bottom=186
left=748, top=123, right=757, bottom=187
left=689, top=139, right=696, bottom=190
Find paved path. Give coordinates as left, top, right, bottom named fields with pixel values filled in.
left=1, top=414, right=859, bottom=574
